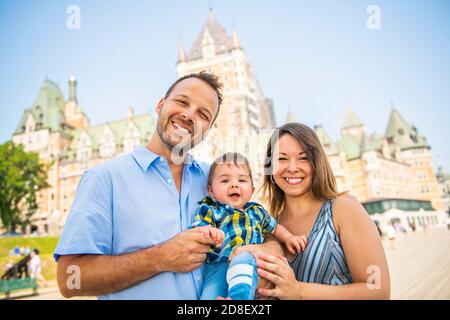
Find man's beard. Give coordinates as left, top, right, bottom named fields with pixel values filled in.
left=156, top=115, right=196, bottom=154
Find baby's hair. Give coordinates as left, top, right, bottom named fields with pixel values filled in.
left=208, top=152, right=253, bottom=186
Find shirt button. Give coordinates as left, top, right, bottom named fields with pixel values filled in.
left=196, top=276, right=201, bottom=281
left=167, top=178, right=172, bottom=183
left=225, top=205, right=230, bottom=209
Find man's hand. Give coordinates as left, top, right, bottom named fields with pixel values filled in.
left=159, top=227, right=216, bottom=273
left=285, top=235, right=307, bottom=255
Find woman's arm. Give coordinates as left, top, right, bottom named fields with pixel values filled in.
left=257, top=195, right=390, bottom=300
left=330, top=194, right=390, bottom=299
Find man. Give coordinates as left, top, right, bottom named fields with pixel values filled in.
left=55, top=72, right=281, bottom=299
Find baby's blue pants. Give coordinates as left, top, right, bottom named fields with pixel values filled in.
left=200, top=251, right=258, bottom=300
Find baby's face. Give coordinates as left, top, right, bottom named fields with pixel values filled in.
left=208, top=164, right=255, bottom=210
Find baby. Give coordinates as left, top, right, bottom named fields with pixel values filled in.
left=190, top=152, right=307, bottom=300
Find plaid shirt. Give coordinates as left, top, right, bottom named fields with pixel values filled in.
left=190, top=196, right=278, bottom=263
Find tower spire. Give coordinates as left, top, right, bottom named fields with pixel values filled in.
left=177, top=44, right=186, bottom=62
left=68, top=76, right=77, bottom=102
left=232, top=30, right=240, bottom=48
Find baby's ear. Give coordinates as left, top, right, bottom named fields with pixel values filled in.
left=207, top=185, right=214, bottom=197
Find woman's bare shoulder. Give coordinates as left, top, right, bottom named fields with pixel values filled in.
left=333, top=193, right=362, bottom=209
left=332, top=194, right=370, bottom=228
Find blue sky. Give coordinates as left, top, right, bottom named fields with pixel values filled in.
left=1, top=0, right=449, bottom=171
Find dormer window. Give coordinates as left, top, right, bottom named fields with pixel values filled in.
left=100, top=127, right=116, bottom=158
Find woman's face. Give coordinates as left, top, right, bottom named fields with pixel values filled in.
left=272, top=133, right=314, bottom=197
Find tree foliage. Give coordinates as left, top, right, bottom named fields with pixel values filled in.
left=0, top=141, right=49, bottom=232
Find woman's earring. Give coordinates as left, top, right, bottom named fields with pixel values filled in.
left=270, top=175, right=276, bottom=184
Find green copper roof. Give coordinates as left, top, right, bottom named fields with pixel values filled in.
left=315, top=125, right=339, bottom=155
left=436, top=167, right=450, bottom=180
left=339, top=131, right=389, bottom=160
left=338, top=134, right=362, bottom=160
left=63, top=114, right=155, bottom=161
left=385, top=108, right=428, bottom=150
left=14, top=79, right=66, bottom=135
left=362, top=132, right=384, bottom=152
left=342, top=109, right=363, bottom=129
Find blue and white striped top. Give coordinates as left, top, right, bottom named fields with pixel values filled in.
left=288, top=199, right=352, bottom=285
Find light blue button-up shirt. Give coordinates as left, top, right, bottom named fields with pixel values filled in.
left=54, top=144, right=210, bottom=300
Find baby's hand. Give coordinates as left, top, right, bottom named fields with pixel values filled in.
left=197, top=226, right=224, bottom=248
left=285, top=235, right=308, bottom=254
left=209, top=227, right=225, bottom=248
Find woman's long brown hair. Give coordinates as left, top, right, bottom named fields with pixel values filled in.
left=261, top=122, right=343, bottom=218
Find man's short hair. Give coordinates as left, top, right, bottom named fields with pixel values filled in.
left=164, top=71, right=223, bottom=123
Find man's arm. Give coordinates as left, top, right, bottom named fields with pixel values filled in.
left=57, top=228, right=214, bottom=298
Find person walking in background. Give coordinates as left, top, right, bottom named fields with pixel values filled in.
left=386, top=223, right=396, bottom=250
left=409, top=221, right=416, bottom=232
left=395, top=223, right=407, bottom=238
left=423, top=222, right=429, bottom=236
left=29, top=249, right=48, bottom=287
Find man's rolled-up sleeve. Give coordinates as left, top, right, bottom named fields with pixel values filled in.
left=53, top=170, right=113, bottom=261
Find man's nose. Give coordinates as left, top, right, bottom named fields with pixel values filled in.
left=180, top=107, right=195, bottom=123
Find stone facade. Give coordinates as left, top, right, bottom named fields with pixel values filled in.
left=7, top=12, right=445, bottom=235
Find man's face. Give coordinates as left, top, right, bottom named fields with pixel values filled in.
left=156, top=78, right=219, bottom=154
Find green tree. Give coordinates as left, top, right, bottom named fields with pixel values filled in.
left=0, top=141, right=49, bottom=233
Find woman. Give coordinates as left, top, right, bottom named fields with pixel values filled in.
left=251, top=123, right=390, bottom=299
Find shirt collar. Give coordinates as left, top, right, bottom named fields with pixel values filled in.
left=199, top=196, right=259, bottom=212
left=132, top=145, right=159, bottom=172
left=132, top=144, right=202, bottom=172
left=243, top=201, right=259, bottom=211
left=184, top=152, right=202, bottom=171
left=199, top=196, right=232, bottom=211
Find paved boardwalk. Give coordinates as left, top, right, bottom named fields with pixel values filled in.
left=383, top=226, right=450, bottom=300
left=7, top=227, right=450, bottom=300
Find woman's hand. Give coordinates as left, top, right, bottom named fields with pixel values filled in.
left=256, top=252, right=302, bottom=300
